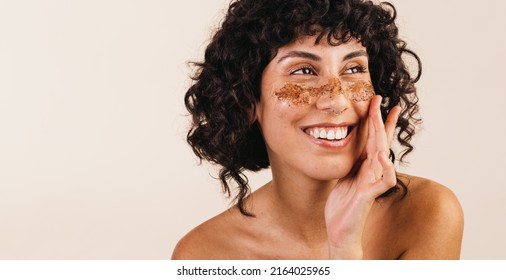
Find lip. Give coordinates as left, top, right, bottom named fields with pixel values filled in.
left=301, top=122, right=354, bottom=130
left=301, top=122, right=356, bottom=148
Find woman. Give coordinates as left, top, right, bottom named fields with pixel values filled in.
left=172, top=0, right=463, bottom=259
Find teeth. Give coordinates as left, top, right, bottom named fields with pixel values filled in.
left=326, top=130, right=335, bottom=140
left=306, top=127, right=349, bottom=140
left=336, top=128, right=342, bottom=139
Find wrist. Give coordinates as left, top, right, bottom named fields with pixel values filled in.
left=328, top=244, right=364, bottom=260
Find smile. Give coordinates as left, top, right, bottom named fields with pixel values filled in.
left=303, top=126, right=354, bottom=141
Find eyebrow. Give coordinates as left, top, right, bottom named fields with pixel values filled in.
left=277, top=51, right=321, bottom=63
left=277, top=49, right=368, bottom=64
left=342, top=50, right=368, bottom=61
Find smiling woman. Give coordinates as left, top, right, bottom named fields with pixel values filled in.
left=172, top=0, right=463, bottom=260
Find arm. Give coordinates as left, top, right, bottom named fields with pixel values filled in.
left=324, top=95, right=401, bottom=259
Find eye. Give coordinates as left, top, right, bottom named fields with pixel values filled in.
left=344, top=65, right=367, bottom=74
left=291, top=66, right=316, bottom=75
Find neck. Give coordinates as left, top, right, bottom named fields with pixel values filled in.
left=263, top=167, right=337, bottom=245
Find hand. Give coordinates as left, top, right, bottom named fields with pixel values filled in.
left=324, top=96, right=401, bottom=259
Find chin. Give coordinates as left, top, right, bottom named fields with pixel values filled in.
left=304, top=162, right=354, bottom=181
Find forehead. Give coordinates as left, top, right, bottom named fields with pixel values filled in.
left=274, top=35, right=366, bottom=59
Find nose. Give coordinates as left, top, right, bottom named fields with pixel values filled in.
left=315, top=77, right=349, bottom=115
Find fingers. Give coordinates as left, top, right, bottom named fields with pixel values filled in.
left=378, top=151, right=396, bottom=187
left=364, top=151, right=396, bottom=195
left=363, top=96, right=398, bottom=190
left=369, top=96, right=388, bottom=153
left=365, top=116, right=375, bottom=159
left=360, top=96, right=400, bottom=186
left=367, top=96, right=401, bottom=153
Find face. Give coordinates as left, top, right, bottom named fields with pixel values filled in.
left=255, top=36, right=374, bottom=181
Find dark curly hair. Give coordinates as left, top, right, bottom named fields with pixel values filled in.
left=184, top=0, right=421, bottom=216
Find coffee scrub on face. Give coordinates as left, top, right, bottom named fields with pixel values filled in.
left=345, top=80, right=375, bottom=102
left=274, top=78, right=375, bottom=105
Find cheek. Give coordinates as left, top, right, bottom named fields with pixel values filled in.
left=343, top=80, right=375, bottom=103
left=352, top=99, right=371, bottom=117
left=274, top=83, right=312, bottom=105
left=265, top=98, right=311, bottom=123
left=256, top=93, right=310, bottom=148
left=264, top=82, right=313, bottom=120
left=257, top=100, right=308, bottom=154
left=344, top=80, right=374, bottom=117
left=273, top=78, right=341, bottom=105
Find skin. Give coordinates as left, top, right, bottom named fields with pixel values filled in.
left=274, top=76, right=374, bottom=105
left=172, top=36, right=464, bottom=260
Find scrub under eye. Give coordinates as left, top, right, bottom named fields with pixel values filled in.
left=274, top=78, right=375, bottom=105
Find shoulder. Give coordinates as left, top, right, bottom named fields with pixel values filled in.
left=395, top=173, right=464, bottom=259
left=398, top=173, right=463, bottom=219
left=171, top=207, right=246, bottom=260
left=398, top=173, right=461, bottom=208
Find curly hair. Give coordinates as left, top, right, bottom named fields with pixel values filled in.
left=184, top=0, right=421, bottom=216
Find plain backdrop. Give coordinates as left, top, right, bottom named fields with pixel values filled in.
left=0, top=0, right=505, bottom=259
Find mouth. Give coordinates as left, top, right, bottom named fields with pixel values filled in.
left=303, top=125, right=355, bottom=142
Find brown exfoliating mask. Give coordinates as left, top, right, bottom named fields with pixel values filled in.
left=274, top=78, right=374, bottom=105
left=346, top=80, right=375, bottom=102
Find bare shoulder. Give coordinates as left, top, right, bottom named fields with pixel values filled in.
left=171, top=207, right=245, bottom=260
left=395, top=173, right=464, bottom=259
left=398, top=173, right=462, bottom=210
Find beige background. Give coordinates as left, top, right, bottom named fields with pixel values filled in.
left=0, top=0, right=504, bottom=259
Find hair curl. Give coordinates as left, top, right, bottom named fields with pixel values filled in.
left=184, top=0, right=421, bottom=216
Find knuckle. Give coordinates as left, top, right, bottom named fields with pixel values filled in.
left=385, top=174, right=396, bottom=186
